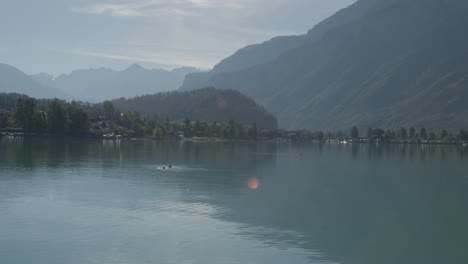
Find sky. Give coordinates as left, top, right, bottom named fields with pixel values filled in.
left=0, top=0, right=355, bottom=76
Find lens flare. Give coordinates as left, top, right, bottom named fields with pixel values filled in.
left=248, top=178, right=259, bottom=190
left=216, top=97, right=227, bottom=109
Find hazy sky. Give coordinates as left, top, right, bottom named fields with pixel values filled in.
left=0, top=0, right=355, bottom=75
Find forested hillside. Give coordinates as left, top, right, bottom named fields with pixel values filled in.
left=112, top=88, right=277, bottom=129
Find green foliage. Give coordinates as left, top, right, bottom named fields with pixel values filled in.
left=0, top=115, right=8, bottom=129
left=458, top=130, right=468, bottom=141
left=131, top=123, right=144, bottom=137
left=32, top=111, right=46, bottom=134
left=350, top=126, right=359, bottom=139
left=1, top=93, right=466, bottom=144
left=439, top=130, right=448, bottom=141
left=372, top=129, right=385, bottom=140
left=367, top=128, right=373, bottom=139
left=47, top=99, right=67, bottom=134
left=398, top=128, right=408, bottom=140
left=14, top=98, right=37, bottom=134
left=102, top=101, right=116, bottom=120
left=317, top=131, right=324, bottom=141
left=420, top=128, right=427, bottom=139
left=409, top=127, right=416, bottom=139
left=68, top=105, right=90, bottom=136
left=0, top=93, right=29, bottom=111
left=111, top=88, right=277, bottom=129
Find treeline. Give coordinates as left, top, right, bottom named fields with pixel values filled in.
left=309, top=126, right=468, bottom=143
left=8, top=97, right=90, bottom=135
left=1, top=93, right=467, bottom=143
left=359, top=127, right=468, bottom=142
left=0, top=93, right=28, bottom=111
left=265, top=126, right=468, bottom=143
left=1, top=95, right=270, bottom=140
left=94, top=101, right=266, bottom=140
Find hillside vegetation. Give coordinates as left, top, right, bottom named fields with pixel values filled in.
left=181, top=0, right=468, bottom=131
left=112, top=88, right=277, bottom=129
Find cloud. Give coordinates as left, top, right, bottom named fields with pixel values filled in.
left=74, top=0, right=250, bottom=17
left=62, top=48, right=216, bottom=69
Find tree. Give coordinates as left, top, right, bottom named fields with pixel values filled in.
left=420, top=128, right=427, bottom=139
left=439, top=130, right=448, bottom=141
left=68, top=106, right=90, bottom=136
left=459, top=129, right=468, bottom=141
left=227, top=120, right=236, bottom=138
left=132, top=123, right=144, bottom=137
left=398, top=128, right=408, bottom=140
left=409, top=127, right=416, bottom=139
left=350, top=126, right=359, bottom=139
left=367, top=128, right=373, bottom=139
left=372, top=129, right=385, bottom=140
left=47, top=99, right=67, bottom=134
left=0, top=115, right=8, bottom=129
left=32, top=111, right=46, bottom=134
left=102, top=101, right=115, bottom=120
left=184, top=118, right=191, bottom=127
left=317, top=131, right=324, bottom=141
left=14, top=98, right=36, bottom=133
left=144, top=119, right=156, bottom=136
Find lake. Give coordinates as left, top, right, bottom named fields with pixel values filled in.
left=1, top=138, right=468, bottom=264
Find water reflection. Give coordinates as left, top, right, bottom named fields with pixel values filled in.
left=1, top=138, right=468, bottom=264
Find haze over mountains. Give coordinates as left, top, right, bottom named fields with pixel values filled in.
left=0, top=63, right=69, bottom=99
left=181, top=0, right=468, bottom=131
left=1, top=63, right=201, bottom=102
left=31, top=65, right=201, bottom=102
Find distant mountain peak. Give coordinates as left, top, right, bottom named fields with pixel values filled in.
left=31, top=72, right=55, bottom=80
left=0, top=63, right=70, bottom=99
left=125, top=64, right=145, bottom=72
left=26, top=64, right=202, bottom=102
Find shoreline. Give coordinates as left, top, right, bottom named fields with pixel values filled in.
left=1, top=132, right=466, bottom=146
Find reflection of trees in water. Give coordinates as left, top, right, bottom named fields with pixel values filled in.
left=174, top=143, right=468, bottom=264
left=0, top=138, right=278, bottom=177
left=0, top=138, right=92, bottom=169
left=98, top=140, right=278, bottom=172
left=354, top=143, right=468, bottom=162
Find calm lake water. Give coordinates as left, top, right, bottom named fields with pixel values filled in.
left=1, top=138, right=468, bottom=264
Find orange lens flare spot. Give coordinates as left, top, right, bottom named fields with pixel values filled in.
left=216, top=98, right=227, bottom=109
left=248, top=178, right=259, bottom=190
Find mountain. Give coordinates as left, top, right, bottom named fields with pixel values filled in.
left=33, top=65, right=201, bottom=102
left=112, top=88, right=278, bottom=129
left=29, top=73, right=56, bottom=88
left=181, top=0, right=468, bottom=131
left=0, top=64, right=69, bottom=99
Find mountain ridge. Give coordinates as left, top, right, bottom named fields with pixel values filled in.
left=180, top=0, right=468, bottom=131
left=0, top=63, right=70, bottom=99
left=31, top=64, right=201, bottom=102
